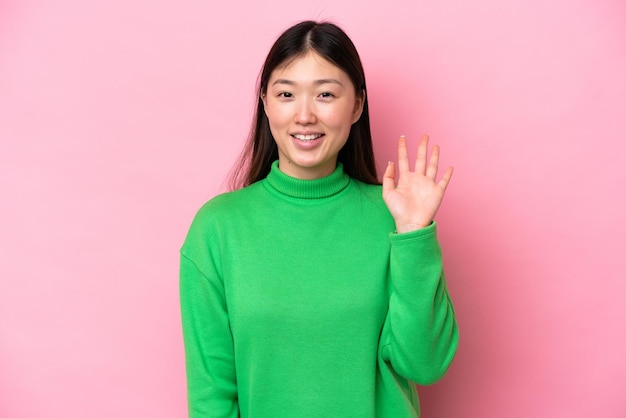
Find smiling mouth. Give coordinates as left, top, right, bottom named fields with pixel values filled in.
left=292, top=134, right=324, bottom=142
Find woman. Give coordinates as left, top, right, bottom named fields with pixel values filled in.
left=180, top=20, right=458, bottom=417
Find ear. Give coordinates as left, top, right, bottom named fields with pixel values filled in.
left=351, top=89, right=365, bottom=124
left=260, top=92, right=268, bottom=113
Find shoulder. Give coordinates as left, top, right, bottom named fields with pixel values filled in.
left=350, top=179, right=386, bottom=206
left=193, top=182, right=264, bottom=223
left=182, top=182, right=265, bottom=247
left=348, top=179, right=394, bottom=222
left=351, top=179, right=382, bottom=197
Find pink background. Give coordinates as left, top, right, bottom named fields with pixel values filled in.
left=1, top=0, right=625, bottom=417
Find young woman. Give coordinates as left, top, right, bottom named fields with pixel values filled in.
left=180, top=20, right=458, bottom=417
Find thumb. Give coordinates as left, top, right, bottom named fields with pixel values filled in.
left=382, top=161, right=395, bottom=197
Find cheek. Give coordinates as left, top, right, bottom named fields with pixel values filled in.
left=265, top=106, right=289, bottom=127
left=320, top=105, right=354, bottom=128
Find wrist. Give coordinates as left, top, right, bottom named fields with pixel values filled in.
left=395, top=221, right=432, bottom=234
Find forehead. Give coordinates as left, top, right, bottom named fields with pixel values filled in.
left=269, top=51, right=350, bottom=83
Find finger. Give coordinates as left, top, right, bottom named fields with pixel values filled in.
left=397, top=135, right=410, bottom=174
left=426, top=145, right=440, bottom=180
left=438, top=166, right=454, bottom=191
left=382, top=161, right=396, bottom=196
left=415, top=134, right=429, bottom=175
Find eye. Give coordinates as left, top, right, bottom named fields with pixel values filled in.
left=277, top=92, right=293, bottom=98
left=319, top=92, right=335, bottom=99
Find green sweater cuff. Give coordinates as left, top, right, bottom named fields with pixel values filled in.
left=388, top=221, right=437, bottom=242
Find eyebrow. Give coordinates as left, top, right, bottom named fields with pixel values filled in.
left=271, top=78, right=344, bottom=87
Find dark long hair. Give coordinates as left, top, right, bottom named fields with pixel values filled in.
left=229, top=20, right=378, bottom=190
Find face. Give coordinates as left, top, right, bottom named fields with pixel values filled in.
left=262, top=51, right=364, bottom=180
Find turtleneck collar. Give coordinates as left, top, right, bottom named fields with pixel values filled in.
left=264, top=160, right=351, bottom=199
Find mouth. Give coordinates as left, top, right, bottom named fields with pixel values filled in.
left=291, top=133, right=324, bottom=142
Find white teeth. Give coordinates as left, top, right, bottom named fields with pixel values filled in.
left=293, top=134, right=322, bottom=141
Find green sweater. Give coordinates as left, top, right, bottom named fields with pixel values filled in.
left=180, top=161, right=458, bottom=418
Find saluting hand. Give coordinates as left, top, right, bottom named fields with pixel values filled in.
left=382, top=135, right=453, bottom=234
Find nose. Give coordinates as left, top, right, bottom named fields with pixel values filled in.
left=294, top=98, right=317, bottom=125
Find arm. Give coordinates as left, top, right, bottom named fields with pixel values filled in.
left=380, top=134, right=458, bottom=384
left=380, top=223, right=458, bottom=384
left=180, top=249, right=239, bottom=417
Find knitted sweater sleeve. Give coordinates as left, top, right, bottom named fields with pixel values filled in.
left=180, top=220, right=239, bottom=418
left=379, top=222, right=459, bottom=385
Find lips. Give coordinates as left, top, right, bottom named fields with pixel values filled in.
left=291, top=133, right=324, bottom=142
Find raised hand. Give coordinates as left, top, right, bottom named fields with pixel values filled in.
left=382, top=135, right=453, bottom=233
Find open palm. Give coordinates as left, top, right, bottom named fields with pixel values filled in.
left=382, top=135, right=453, bottom=233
